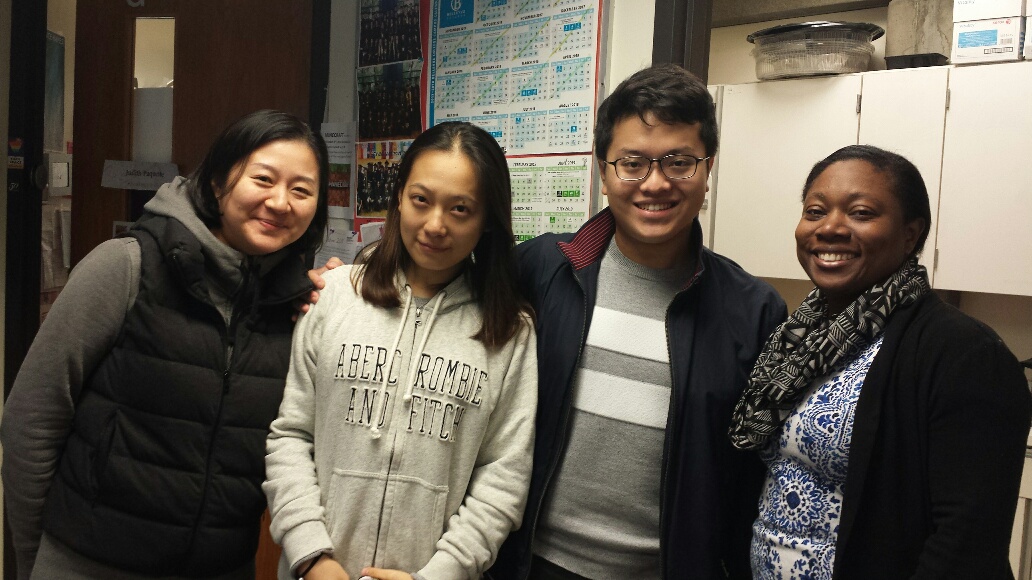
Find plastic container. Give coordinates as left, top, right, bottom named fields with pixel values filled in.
left=747, top=21, right=885, bottom=80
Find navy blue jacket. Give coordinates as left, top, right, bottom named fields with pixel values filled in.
left=490, top=209, right=787, bottom=579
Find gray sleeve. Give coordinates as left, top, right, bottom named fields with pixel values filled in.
left=418, top=320, right=539, bottom=579
left=0, top=237, right=140, bottom=580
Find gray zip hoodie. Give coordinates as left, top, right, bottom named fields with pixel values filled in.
left=264, top=265, right=537, bottom=580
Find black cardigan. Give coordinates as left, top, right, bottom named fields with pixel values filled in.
left=834, top=292, right=1031, bottom=579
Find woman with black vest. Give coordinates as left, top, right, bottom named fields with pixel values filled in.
left=1, top=109, right=329, bottom=579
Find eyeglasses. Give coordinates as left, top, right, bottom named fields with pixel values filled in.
left=603, top=154, right=711, bottom=181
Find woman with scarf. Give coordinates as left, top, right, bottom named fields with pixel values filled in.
left=731, top=145, right=1031, bottom=579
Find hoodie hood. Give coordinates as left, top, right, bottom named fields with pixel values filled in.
left=144, top=177, right=292, bottom=300
left=368, top=269, right=476, bottom=438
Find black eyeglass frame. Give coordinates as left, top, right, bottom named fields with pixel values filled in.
left=602, top=154, right=712, bottom=181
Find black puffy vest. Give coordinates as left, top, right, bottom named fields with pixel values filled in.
left=42, top=214, right=310, bottom=576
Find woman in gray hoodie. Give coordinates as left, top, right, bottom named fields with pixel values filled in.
left=264, top=122, right=538, bottom=580
left=1, top=110, right=329, bottom=580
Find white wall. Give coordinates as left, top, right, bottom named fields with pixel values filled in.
left=326, top=0, right=358, bottom=124
left=708, top=7, right=888, bottom=85
left=600, top=1, right=655, bottom=100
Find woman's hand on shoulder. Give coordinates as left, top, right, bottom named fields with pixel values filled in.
left=294, top=256, right=344, bottom=319
left=302, top=555, right=349, bottom=580
left=359, top=567, right=414, bottom=580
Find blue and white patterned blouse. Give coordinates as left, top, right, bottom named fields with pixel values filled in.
left=750, top=336, right=884, bottom=580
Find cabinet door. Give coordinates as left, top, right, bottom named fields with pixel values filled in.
left=936, top=62, right=1032, bottom=296
left=858, top=67, right=949, bottom=284
left=712, top=75, right=862, bottom=280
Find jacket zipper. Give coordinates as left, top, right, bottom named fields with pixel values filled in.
left=370, top=433, right=398, bottom=565
left=658, top=270, right=713, bottom=579
left=659, top=300, right=676, bottom=580
left=520, top=272, right=590, bottom=580
left=185, top=320, right=235, bottom=563
left=372, top=301, right=420, bottom=565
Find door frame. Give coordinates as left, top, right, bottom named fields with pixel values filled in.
left=4, top=2, right=46, bottom=576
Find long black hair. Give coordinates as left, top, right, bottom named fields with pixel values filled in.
left=355, top=121, right=532, bottom=347
left=187, top=109, right=330, bottom=257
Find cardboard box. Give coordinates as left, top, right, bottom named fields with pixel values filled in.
left=952, top=17, right=1024, bottom=63
left=954, top=0, right=1026, bottom=22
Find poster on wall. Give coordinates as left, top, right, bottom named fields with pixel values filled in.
left=508, top=154, right=592, bottom=242
left=353, top=0, right=602, bottom=242
left=355, top=0, right=430, bottom=242
left=355, top=139, right=413, bottom=218
left=358, top=61, right=424, bottom=142
left=427, top=0, right=601, bottom=158
left=322, top=122, right=357, bottom=219
left=44, top=31, right=65, bottom=153
left=425, top=0, right=602, bottom=239
left=360, top=0, right=423, bottom=67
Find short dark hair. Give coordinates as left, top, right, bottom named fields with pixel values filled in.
left=594, top=63, right=718, bottom=161
left=186, top=109, right=330, bottom=257
left=355, top=121, right=531, bottom=348
left=802, top=144, right=932, bottom=257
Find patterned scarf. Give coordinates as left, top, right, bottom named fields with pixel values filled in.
left=729, top=258, right=930, bottom=451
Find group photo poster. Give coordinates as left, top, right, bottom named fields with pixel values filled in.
left=356, top=139, right=413, bottom=218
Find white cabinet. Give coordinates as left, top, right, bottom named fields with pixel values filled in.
left=934, top=62, right=1032, bottom=296
left=857, top=67, right=949, bottom=283
left=711, top=65, right=1032, bottom=294
left=712, top=75, right=862, bottom=280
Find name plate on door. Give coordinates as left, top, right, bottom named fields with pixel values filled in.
left=101, top=160, right=179, bottom=190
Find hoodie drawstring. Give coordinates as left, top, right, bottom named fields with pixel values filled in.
left=403, top=290, right=446, bottom=402
left=370, top=288, right=413, bottom=439
left=369, top=288, right=448, bottom=439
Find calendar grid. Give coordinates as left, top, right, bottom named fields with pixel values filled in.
left=430, top=0, right=600, bottom=237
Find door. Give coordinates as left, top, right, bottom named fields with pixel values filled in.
left=5, top=1, right=328, bottom=578
left=72, top=0, right=319, bottom=264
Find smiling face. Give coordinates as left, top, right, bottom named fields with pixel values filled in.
left=399, top=148, right=486, bottom=297
left=212, top=139, right=320, bottom=256
left=795, top=159, right=924, bottom=313
left=600, top=112, right=712, bottom=269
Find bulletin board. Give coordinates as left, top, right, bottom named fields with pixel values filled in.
left=351, top=0, right=603, bottom=244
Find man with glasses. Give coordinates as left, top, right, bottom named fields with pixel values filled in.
left=490, top=64, right=787, bottom=579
